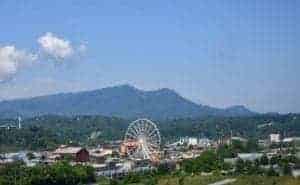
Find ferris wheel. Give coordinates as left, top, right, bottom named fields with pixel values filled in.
left=124, top=119, right=161, bottom=161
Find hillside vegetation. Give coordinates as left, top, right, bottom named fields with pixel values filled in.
left=0, top=114, right=299, bottom=153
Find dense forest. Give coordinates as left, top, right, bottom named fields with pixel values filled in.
left=0, top=114, right=300, bottom=152
left=160, top=114, right=300, bottom=140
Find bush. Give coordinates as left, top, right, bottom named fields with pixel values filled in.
left=0, top=162, right=95, bottom=185
left=181, top=150, right=225, bottom=173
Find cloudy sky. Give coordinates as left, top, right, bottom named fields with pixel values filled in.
left=0, top=0, right=299, bottom=113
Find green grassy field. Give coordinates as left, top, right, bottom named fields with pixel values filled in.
left=231, top=176, right=300, bottom=185
left=98, top=174, right=300, bottom=185
left=157, top=175, right=225, bottom=185
left=130, top=175, right=300, bottom=185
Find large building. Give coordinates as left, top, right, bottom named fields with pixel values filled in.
left=89, top=148, right=113, bottom=163
left=54, top=145, right=89, bottom=162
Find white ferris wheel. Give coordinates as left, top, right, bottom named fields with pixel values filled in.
left=124, top=119, right=161, bottom=161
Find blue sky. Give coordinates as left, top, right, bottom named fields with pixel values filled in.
left=0, top=0, right=299, bottom=113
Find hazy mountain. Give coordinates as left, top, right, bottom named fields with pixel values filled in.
left=224, top=105, right=256, bottom=117
left=0, top=85, right=257, bottom=119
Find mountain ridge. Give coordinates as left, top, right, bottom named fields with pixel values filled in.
left=0, top=85, right=257, bottom=119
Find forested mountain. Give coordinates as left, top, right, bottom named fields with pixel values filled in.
left=0, top=85, right=256, bottom=119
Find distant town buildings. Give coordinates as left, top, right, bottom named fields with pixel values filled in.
left=178, top=137, right=212, bottom=147
left=0, top=117, right=22, bottom=130
left=1, top=118, right=300, bottom=179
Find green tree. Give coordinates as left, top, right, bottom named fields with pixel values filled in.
left=245, top=139, right=259, bottom=152
left=235, top=158, right=245, bottom=174
left=270, top=156, right=280, bottom=166
left=109, top=179, right=117, bottom=185
left=282, top=163, right=291, bottom=175
left=217, top=144, right=235, bottom=159
left=122, top=173, right=141, bottom=184
left=267, top=167, right=278, bottom=176
left=260, top=154, right=269, bottom=165
left=26, top=152, right=35, bottom=160
left=231, top=140, right=246, bottom=153
left=181, top=150, right=223, bottom=173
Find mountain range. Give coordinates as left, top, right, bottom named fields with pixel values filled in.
left=0, top=85, right=256, bottom=119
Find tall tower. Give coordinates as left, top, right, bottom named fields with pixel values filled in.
left=18, top=117, right=22, bottom=129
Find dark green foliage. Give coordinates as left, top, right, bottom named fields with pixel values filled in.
left=245, top=138, right=259, bottom=152
left=0, top=115, right=127, bottom=152
left=108, top=172, right=157, bottom=185
left=282, top=163, right=292, bottom=175
left=217, top=144, right=236, bottom=159
left=156, top=162, right=176, bottom=175
left=160, top=114, right=300, bottom=140
left=0, top=162, right=95, bottom=185
left=123, top=173, right=142, bottom=184
left=181, top=150, right=224, bottom=173
left=1, top=113, right=300, bottom=153
left=278, top=155, right=300, bottom=176
left=260, top=154, right=269, bottom=165
left=267, top=167, right=279, bottom=176
left=235, top=159, right=245, bottom=174
left=234, top=159, right=265, bottom=175
left=0, top=125, right=60, bottom=152
left=217, top=140, right=260, bottom=161
left=143, top=177, right=158, bottom=185
left=109, top=179, right=120, bottom=185
left=26, top=152, right=35, bottom=160
left=270, top=156, right=281, bottom=166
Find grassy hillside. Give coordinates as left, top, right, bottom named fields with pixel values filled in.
left=155, top=175, right=300, bottom=185
left=99, top=174, right=300, bottom=185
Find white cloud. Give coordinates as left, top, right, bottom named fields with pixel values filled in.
left=0, top=46, right=37, bottom=82
left=0, top=33, right=87, bottom=82
left=38, top=32, right=74, bottom=59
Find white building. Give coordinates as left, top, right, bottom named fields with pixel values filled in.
left=188, top=137, right=198, bottom=146
left=292, top=169, right=300, bottom=178
left=282, top=137, right=300, bottom=143
left=237, top=153, right=263, bottom=161
left=198, top=138, right=212, bottom=148
left=178, top=137, right=212, bottom=147
left=270, top=134, right=280, bottom=143
left=231, top=137, right=248, bottom=143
